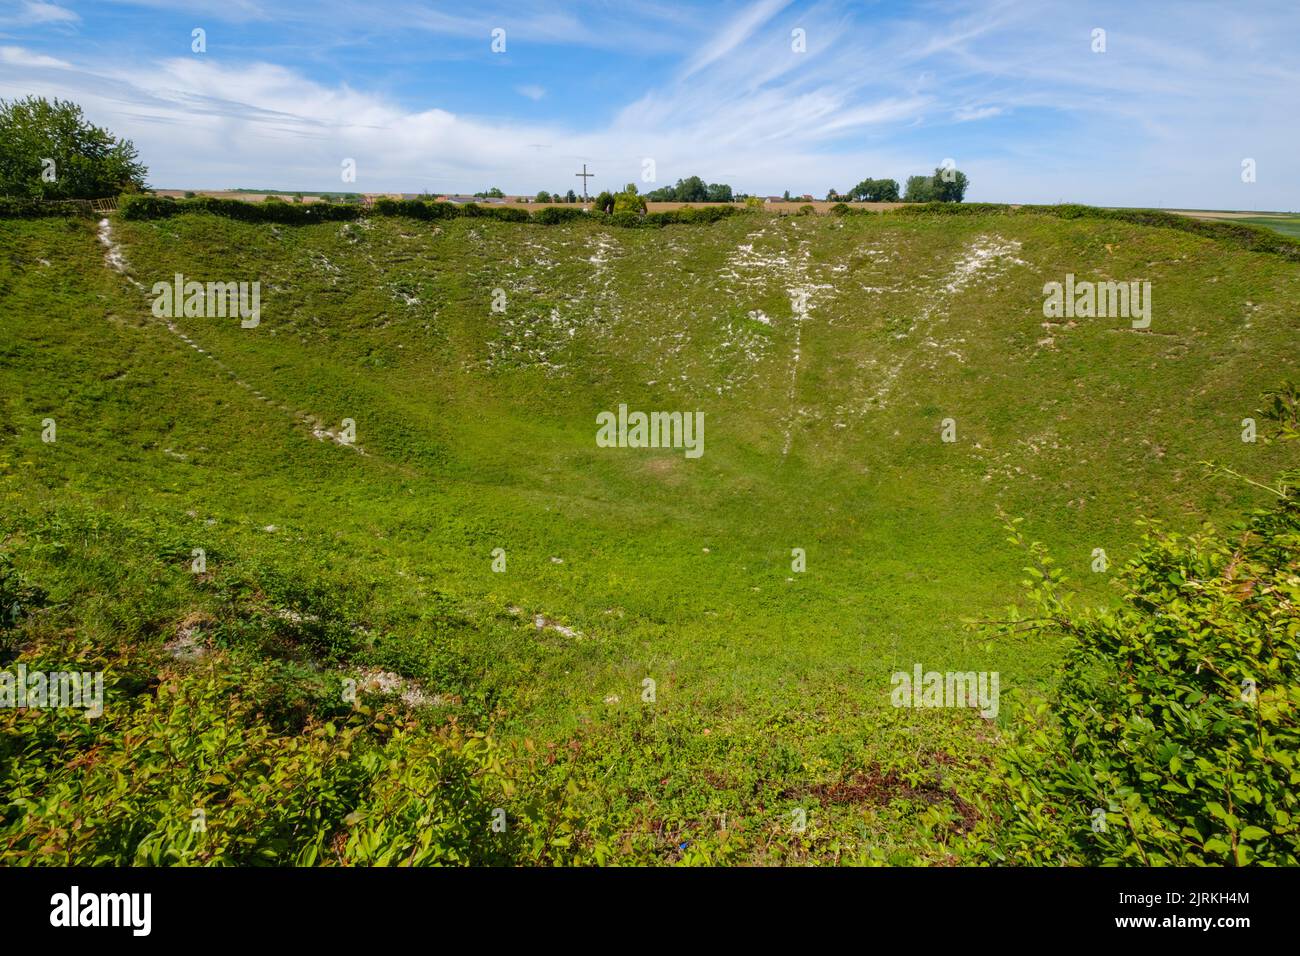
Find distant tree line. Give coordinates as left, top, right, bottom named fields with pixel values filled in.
left=826, top=167, right=969, bottom=204
left=523, top=166, right=967, bottom=206
left=643, top=176, right=734, bottom=203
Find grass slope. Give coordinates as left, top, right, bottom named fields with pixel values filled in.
left=2, top=208, right=1296, bottom=863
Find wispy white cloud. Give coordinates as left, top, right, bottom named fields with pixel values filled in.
left=954, top=105, right=1002, bottom=122
left=19, top=2, right=80, bottom=24
left=680, top=0, right=791, bottom=79
left=0, top=43, right=71, bottom=67
left=0, top=1, right=1296, bottom=209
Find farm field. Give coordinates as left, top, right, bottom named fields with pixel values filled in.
left=2, top=205, right=1296, bottom=864
left=1216, top=215, right=1300, bottom=241
left=1168, top=209, right=1300, bottom=240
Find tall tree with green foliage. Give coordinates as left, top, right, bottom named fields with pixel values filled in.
left=903, top=174, right=936, bottom=202
left=705, top=182, right=733, bottom=203
left=0, top=96, right=147, bottom=199
left=848, top=177, right=901, bottom=202
left=644, top=176, right=737, bottom=203
left=934, top=167, right=970, bottom=202
left=903, top=168, right=969, bottom=202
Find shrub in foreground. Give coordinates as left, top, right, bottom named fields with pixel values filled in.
left=982, top=395, right=1300, bottom=865
left=0, top=646, right=602, bottom=865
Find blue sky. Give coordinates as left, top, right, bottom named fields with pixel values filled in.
left=1, top=0, right=1296, bottom=209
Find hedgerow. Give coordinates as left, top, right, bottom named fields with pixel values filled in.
left=889, top=201, right=1300, bottom=261
left=0, top=197, right=97, bottom=218
left=115, top=194, right=741, bottom=229
left=120, top=195, right=363, bottom=223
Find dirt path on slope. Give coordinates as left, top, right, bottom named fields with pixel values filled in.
left=96, top=217, right=365, bottom=454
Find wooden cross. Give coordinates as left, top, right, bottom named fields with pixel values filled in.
left=575, top=163, right=594, bottom=200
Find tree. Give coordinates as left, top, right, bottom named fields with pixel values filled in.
left=903, top=175, right=936, bottom=202
left=847, top=177, right=900, bottom=202
left=643, top=175, right=736, bottom=203
left=672, top=176, right=708, bottom=203
left=613, top=190, right=647, bottom=216
left=933, top=167, right=969, bottom=202
left=564, top=189, right=578, bottom=203
left=474, top=186, right=505, bottom=198
left=782, top=190, right=791, bottom=201
left=593, top=190, right=615, bottom=214
left=0, top=96, right=148, bottom=199
left=705, top=182, right=733, bottom=203
left=876, top=179, right=901, bottom=202
left=903, top=168, right=968, bottom=202
left=535, top=190, right=552, bottom=202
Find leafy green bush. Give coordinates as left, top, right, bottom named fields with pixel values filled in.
left=983, top=395, right=1300, bottom=865
left=121, top=194, right=363, bottom=224
left=0, top=503, right=612, bottom=866
left=531, top=206, right=586, bottom=225
left=117, top=192, right=738, bottom=230
left=118, top=194, right=180, bottom=219
left=0, top=198, right=93, bottom=219
left=0, top=643, right=604, bottom=865
left=891, top=202, right=1009, bottom=217
left=481, top=205, right=530, bottom=223
left=371, top=198, right=459, bottom=220
left=643, top=205, right=737, bottom=227
left=612, top=191, right=647, bottom=217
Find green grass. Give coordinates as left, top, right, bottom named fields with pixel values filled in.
left=2, top=208, right=1296, bottom=863
left=1228, top=215, right=1300, bottom=240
